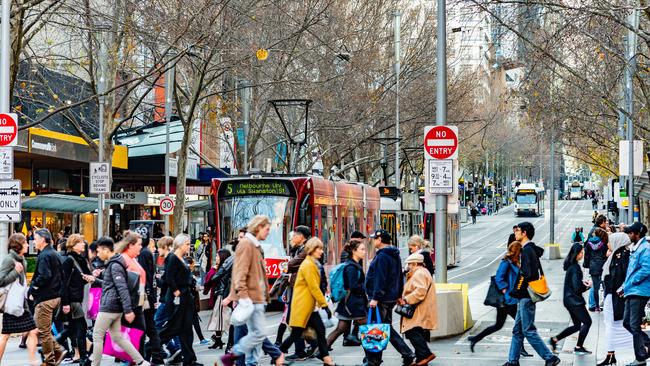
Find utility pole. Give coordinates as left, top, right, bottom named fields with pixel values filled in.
left=164, top=52, right=176, bottom=235
left=550, top=130, right=556, bottom=243
left=240, top=81, right=250, bottom=174
left=626, top=7, right=639, bottom=224
left=434, top=0, right=448, bottom=283
left=393, top=11, right=401, bottom=189
left=0, top=0, right=10, bottom=258
left=96, top=25, right=109, bottom=238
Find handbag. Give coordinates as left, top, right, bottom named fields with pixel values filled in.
left=207, top=295, right=232, bottom=332
left=231, top=297, right=254, bottom=326
left=527, top=258, right=551, bottom=303
left=4, top=279, right=27, bottom=317
left=484, top=276, right=506, bottom=308
left=394, top=303, right=416, bottom=319
left=86, top=287, right=102, bottom=320
left=360, top=307, right=390, bottom=353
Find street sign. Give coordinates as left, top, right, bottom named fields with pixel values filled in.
left=159, top=196, right=174, bottom=215
left=0, top=113, right=17, bottom=147
left=424, top=125, right=458, bottom=160
left=0, top=147, right=13, bottom=179
left=427, top=159, right=454, bottom=194
left=89, top=162, right=110, bottom=194
left=0, top=180, right=21, bottom=222
left=619, top=140, right=644, bottom=176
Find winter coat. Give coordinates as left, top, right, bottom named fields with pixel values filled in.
left=289, top=255, right=328, bottom=328
left=511, top=242, right=544, bottom=299
left=100, top=254, right=134, bottom=314
left=228, top=233, right=270, bottom=304
left=584, top=236, right=608, bottom=276
left=495, top=258, right=519, bottom=306
left=400, top=266, right=437, bottom=333
left=0, top=250, right=29, bottom=311
left=563, top=262, right=588, bottom=307
left=61, top=252, right=92, bottom=306
left=604, top=246, right=630, bottom=320
left=29, top=244, right=63, bottom=304
left=572, top=232, right=585, bottom=243
left=623, top=238, right=650, bottom=297
left=204, top=255, right=234, bottom=308
left=137, top=247, right=157, bottom=306
left=287, top=244, right=306, bottom=288
left=163, top=254, right=193, bottom=301
left=336, top=259, right=367, bottom=319
left=365, top=246, right=404, bottom=302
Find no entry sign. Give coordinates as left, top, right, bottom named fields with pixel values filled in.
left=0, top=113, right=17, bottom=147
left=424, top=125, right=458, bottom=160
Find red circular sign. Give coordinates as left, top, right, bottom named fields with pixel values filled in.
left=424, top=126, right=458, bottom=159
left=0, top=114, right=17, bottom=146
left=159, top=197, right=175, bottom=214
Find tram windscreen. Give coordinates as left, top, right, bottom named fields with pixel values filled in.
left=219, top=195, right=295, bottom=257
left=515, top=192, right=538, bottom=204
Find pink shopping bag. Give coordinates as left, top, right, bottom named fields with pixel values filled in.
left=86, top=288, right=101, bottom=320
left=103, top=326, right=144, bottom=362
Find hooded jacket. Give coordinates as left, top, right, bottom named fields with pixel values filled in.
left=365, top=246, right=403, bottom=302
left=99, top=254, right=134, bottom=314
left=583, top=236, right=608, bottom=276
left=495, top=258, right=519, bottom=305
left=623, top=237, right=650, bottom=297
left=511, top=241, right=544, bottom=299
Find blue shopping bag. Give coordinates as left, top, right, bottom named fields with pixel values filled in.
left=359, top=307, right=390, bottom=353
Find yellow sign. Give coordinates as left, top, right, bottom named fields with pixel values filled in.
left=256, top=49, right=269, bottom=61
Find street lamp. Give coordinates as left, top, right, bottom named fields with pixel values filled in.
left=269, top=99, right=312, bottom=174
left=164, top=49, right=178, bottom=235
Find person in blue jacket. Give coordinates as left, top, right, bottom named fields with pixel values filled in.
left=468, top=241, right=531, bottom=357
left=621, top=222, right=650, bottom=366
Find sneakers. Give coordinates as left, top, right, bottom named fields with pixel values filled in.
left=286, top=354, right=307, bottom=361
left=626, top=360, right=647, bottom=366
left=164, top=349, right=182, bottom=364
left=574, top=347, right=592, bottom=355
left=199, top=339, right=211, bottom=345
left=545, top=356, right=561, bottom=366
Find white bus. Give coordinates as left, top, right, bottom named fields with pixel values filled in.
left=514, top=184, right=545, bottom=216
left=569, top=181, right=583, bottom=200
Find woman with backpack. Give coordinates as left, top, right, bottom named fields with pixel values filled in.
left=468, top=241, right=531, bottom=357
left=0, top=233, right=39, bottom=366
left=399, top=253, right=437, bottom=366
left=584, top=228, right=608, bottom=312
left=326, top=239, right=367, bottom=348
left=549, top=243, right=592, bottom=355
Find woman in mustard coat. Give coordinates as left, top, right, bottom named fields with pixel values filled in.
left=399, top=253, right=438, bottom=366
left=278, top=237, right=335, bottom=366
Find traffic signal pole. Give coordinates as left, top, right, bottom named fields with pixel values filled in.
left=435, top=0, right=448, bottom=283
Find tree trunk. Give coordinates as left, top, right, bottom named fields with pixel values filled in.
left=172, top=121, right=193, bottom=235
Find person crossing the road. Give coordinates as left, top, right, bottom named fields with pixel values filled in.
left=585, top=228, right=609, bottom=312
left=364, top=229, right=416, bottom=366
left=504, top=222, right=560, bottom=366
left=549, top=243, right=593, bottom=355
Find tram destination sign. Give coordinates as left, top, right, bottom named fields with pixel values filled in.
left=221, top=180, right=293, bottom=197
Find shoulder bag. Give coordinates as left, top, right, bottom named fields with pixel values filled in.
left=484, top=275, right=506, bottom=308
left=527, top=257, right=551, bottom=303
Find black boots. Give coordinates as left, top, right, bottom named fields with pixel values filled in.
left=597, top=353, right=617, bottom=366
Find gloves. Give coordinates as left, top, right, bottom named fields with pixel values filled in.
left=322, top=306, right=332, bottom=319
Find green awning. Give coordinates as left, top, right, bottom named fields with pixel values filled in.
left=22, top=194, right=124, bottom=214
left=185, top=199, right=211, bottom=211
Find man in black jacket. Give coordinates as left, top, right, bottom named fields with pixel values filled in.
left=504, top=222, right=560, bottom=366
left=29, top=228, right=67, bottom=365
left=139, top=239, right=165, bottom=364
left=364, top=229, right=415, bottom=366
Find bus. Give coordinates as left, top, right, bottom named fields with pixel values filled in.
left=210, top=175, right=380, bottom=280
left=514, top=183, right=545, bottom=216
left=569, top=181, right=583, bottom=200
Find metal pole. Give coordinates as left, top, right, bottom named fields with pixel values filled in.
left=435, top=0, right=448, bottom=284
left=550, top=130, right=555, bottom=243
left=241, top=81, right=250, bottom=174
left=626, top=8, right=639, bottom=224
left=393, top=11, right=401, bottom=189
left=97, top=49, right=105, bottom=239
left=164, top=55, right=175, bottom=234
left=0, top=0, right=10, bottom=258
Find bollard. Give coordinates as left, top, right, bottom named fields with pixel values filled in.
left=430, top=283, right=474, bottom=339
left=545, top=243, right=561, bottom=260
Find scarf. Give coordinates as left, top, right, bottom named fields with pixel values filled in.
left=602, top=232, right=631, bottom=277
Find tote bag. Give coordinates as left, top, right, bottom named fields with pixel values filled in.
left=484, top=276, right=506, bottom=308
left=103, top=326, right=144, bottom=362
left=207, top=295, right=232, bottom=332
left=86, top=287, right=102, bottom=320
left=360, top=307, right=390, bottom=353
left=4, top=279, right=27, bottom=317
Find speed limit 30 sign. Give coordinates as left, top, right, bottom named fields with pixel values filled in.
left=159, top=197, right=174, bottom=215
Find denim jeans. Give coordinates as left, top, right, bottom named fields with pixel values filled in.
left=623, top=295, right=650, bottom=361
left=233, top=324, right=282, bottom=366
left=508, top=298, right=554, bottom=362
left=588, top=274, right=602, bottom=309
left=234, top=304, right=267, bottom=366
left=154, top=301, right=180, bottom=353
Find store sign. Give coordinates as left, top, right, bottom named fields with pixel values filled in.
left=109, top=191, right=147, bottom=204
left=220, top=180, right=293, bottom=197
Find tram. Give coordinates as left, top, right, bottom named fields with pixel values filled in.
left=210, top=175, right=380, bottom=279
left=379, top=187, right=423, bottom=258
left=514, top=183, right=545, bottom=216
left=569, top=181, right=583, bottom=200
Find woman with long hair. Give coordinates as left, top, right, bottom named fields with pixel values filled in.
left=584, top=228, right=609, bottom=312
left=326, top=239, right=367, bottom=348
left=597, top=232, right=634, bottom=365
left=0, top=233, right=39, bottom=365
left=550, top=243, right=592, bottom=355
left=469, top=241, right=531, bottom=357
left=203, top=248, right=232, bottom=349
left=278, top=238, right=335, bottom=366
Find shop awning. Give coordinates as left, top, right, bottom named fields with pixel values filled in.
left=22, top=194, right=124, bottom=214
left=186, top=199, right=211, bottom=211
